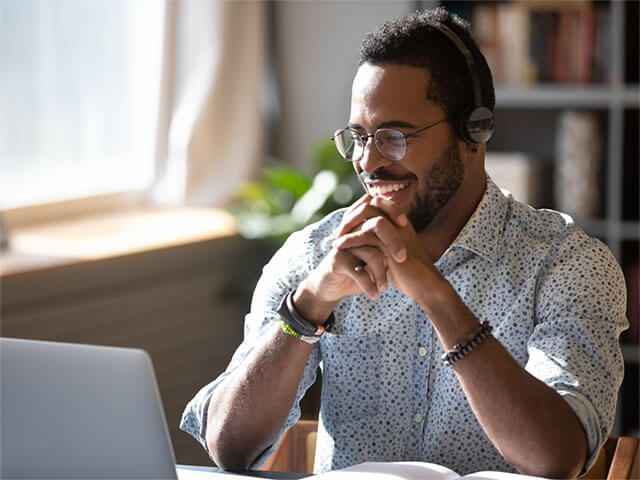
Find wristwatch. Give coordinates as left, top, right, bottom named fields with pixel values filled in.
left=277, top=290, right=334, bottom=344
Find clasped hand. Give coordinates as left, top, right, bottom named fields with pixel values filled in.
left=305, top=193, right=438, bottom=307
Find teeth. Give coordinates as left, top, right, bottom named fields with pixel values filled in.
left=369, top=183, right=408, bottom=196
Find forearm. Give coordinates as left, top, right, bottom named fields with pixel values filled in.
left=422, top=279, right=588, bottom=478
left=454, top=336, right=587, bottom=478
left=206, top=323, right=314, bottom=470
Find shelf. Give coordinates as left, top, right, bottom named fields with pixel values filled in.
left=575, top=218, right=609, bottom=238
left=621, top=222, right=640, bottom=240
left=496, top=85, right=640, bottom=108
left=576, top=219, right=640, bottom=241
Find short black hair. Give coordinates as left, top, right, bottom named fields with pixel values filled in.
left=359, top=7, right=495, bottom=128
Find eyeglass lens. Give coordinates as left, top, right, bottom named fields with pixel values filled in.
left=333, top=129, right=407, bottom=162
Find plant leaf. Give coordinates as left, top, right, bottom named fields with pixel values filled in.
left=313, top=138, right=354, bottom=182
left=264, top=166, right=312, bottom=199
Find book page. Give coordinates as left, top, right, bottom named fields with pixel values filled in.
left=463, top=472, right=546, bottom=480
left=176, top=466, right=254, bottom=480
left=311, top=461, right=460, bottom=480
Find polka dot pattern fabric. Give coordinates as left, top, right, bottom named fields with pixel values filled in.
left=180, top=176, right=627, bottom=476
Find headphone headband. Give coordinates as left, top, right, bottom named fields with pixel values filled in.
left=427, top=21, right=482, bottom=109
left=426, top=20, right=494, bottom=144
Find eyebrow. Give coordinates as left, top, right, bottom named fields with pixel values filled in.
left=348, top=120, right=417, bottom=131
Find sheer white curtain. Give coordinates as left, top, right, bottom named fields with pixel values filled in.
left=152, top=1, right=265, bottom=207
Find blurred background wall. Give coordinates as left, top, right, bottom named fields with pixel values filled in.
left=271, top=1, right=412, bottom=169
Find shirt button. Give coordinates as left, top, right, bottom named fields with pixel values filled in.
left=414, top=413, right=423, bottom=423
left=418, top=347, right=427, bottom=357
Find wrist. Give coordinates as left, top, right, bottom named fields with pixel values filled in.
left=415, top=268, right=451, bottom=313
left=292, top=280, right=338, bottom=327
left=418, top=275, right=480, bottom=348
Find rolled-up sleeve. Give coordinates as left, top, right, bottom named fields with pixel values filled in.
left=526, top=233, right=628, bottom=474
left=180, top=223, right=331, bottom=465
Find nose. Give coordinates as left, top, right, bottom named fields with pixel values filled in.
left=357, top=137, right=393, bottom=173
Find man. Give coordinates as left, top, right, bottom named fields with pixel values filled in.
left=181, top=8, right=627, bottom=478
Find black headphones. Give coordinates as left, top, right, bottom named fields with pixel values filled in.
left=428, top=21, right=495, bottom=145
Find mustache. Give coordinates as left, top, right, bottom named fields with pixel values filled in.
left=359, top=171, right=416, bottom=183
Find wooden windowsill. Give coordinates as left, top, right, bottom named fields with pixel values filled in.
left=0, top=207, right=237, bottom=278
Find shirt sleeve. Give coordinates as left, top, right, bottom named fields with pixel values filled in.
left=526, top=230, right=628, bottom=475
left=179, top=227, right=324, bottom=466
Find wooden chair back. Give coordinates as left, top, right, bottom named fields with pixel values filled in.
left=581, top=436, right=639, bottom=480
left=259, top=420, right=318, bottom=474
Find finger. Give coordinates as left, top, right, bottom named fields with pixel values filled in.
left=334, top=248, right=380, bottom=299
left=334, top=217, right=407, bottom=263
left=350, top=246, right=388, bottom=292
left=334, top=230, right=388, bottom=259
left=338, top=202, right=394, bottom=238
left=342, top=193, right=372, bottom=224
left=338, top=199, right=408, bottom=238
left=350, top=192, right=372, bottom=210
left=337, top=202, right=372, bottom=237
left=368, top=196, right=409, bottom=227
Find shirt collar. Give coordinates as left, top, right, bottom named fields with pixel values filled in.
left=449, top=175, right=508, bottom=263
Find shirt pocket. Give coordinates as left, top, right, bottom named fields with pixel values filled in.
left=319, top=333, right=382, bottom=423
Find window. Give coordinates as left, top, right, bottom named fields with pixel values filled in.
left=0, top=0, right=165, bottom=210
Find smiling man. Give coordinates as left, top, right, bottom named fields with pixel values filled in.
left=181, top=8, right=627, bottom=478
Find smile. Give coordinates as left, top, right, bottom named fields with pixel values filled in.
left=367, top=183, right=409, bottom=197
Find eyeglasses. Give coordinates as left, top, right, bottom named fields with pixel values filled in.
left=331, top=119, right=448, bottom=162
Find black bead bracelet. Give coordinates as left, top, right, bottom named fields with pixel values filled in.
left=441, top=320, right=493, bottom=366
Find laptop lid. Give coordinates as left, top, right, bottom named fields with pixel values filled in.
left=1, top=337, right=178, bottom=479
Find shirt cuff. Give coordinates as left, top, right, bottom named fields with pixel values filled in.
left=559, top=390, right=603, bottom=476
left=179, top=374, right=229, bottom=459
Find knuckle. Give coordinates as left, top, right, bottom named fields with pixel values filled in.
left=328, top=252, right=343, bottom=274
left=361, top=219, right=375, bottom=232
left=372, top=216, right=386, bottom=228
left=369, top=196, right=383, bottom=208
left=356, top=203, right=369, bottom=216
left=358, top=246, right=375, bottom=259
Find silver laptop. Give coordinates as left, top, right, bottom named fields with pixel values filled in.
left=0, top=337, right=178, bottom=479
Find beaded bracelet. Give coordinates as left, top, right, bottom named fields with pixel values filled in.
left=278, top=318, right=303, bottom=339
left=441, top=320, right=492, bottom=366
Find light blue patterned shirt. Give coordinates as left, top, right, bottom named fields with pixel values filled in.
left=181, top=176, right=628, bottom=475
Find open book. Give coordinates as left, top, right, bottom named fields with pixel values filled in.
left=310, top=462, right=548, bottom=480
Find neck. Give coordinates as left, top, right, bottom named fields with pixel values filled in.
left=417, top=167, right=486, bottom=263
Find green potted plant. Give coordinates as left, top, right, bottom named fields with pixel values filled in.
left=228, top=138, right=361, bottom=247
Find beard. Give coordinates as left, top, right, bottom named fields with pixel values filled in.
left=408, top=137, right=464, bottom=232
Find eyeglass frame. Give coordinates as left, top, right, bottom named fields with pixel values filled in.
left=331, top=118, right=449, bottom=162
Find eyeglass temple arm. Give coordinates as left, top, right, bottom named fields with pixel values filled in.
left=404, top=119, right=449, bottom=138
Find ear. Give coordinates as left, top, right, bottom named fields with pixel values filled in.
left=462, top=143, right=485, bottom=170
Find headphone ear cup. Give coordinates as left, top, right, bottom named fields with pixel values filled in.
left=459, top=106, right=495, bottom=144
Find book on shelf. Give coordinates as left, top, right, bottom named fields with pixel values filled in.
left=470, top=2, right=611, bottom=86
left=311, top=461, right=547, bottom=480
